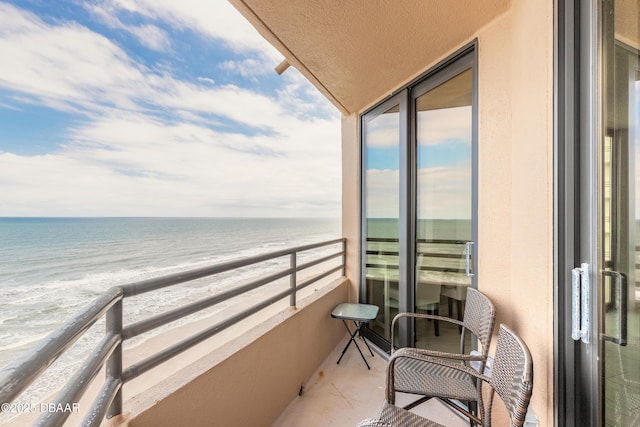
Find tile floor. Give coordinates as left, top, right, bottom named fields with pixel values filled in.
left=273, top=334, right=469, bottom=427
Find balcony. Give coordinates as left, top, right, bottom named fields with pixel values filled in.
left=0, top=239, right=358, bottom=426
left=273, top=331, right=469, bottom=427
left=0, top=237, right=486, bottom=427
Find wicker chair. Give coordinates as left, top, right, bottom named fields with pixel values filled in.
left=389, top=287, right=496, bottom=416
left=389, top=254, right=442, bottom=336
left=357, top=324, right=534, bottom=427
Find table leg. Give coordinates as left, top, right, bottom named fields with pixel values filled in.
left=336, top=320, right=373, bottom=369
left=358, top=321, right=375, bottom=357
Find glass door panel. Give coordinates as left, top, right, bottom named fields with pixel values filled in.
left=599, top=1, right=640, bottom=425
left=361, top=51, right=476, bottom=351
left=414, top=69, right=474, bottom=352
left=363, top=101, right=401, bottom=341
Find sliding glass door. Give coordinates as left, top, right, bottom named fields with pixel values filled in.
left=558, top=1, right=640, bottom=425
left=413, top=66, right=475, bottom=350
left=363, top=94, right=404, bottom=344
left=598, top=29, right=640, bottom=425
left=361, top=48, right=477, bottom=351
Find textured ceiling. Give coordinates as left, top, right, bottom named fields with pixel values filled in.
left=230, top=0, right=510, bottom=114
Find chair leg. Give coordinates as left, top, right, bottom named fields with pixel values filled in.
left=434, top=309, right=439, bottom=336
left=468, top=401, right=477, bottom=427
left=423, top=309, right=440, bottom=336
left=457, top=300, right=463, bottom=333
left=403, top=395, right=432, bottom=410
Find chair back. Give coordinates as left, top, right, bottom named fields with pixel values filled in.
left=415, top=254, right=441, bottom=309
left=415, top=282, right=441, bottom=307
left=490, top=324, right=534, bottom=427
left=462, top=288, right=496, bottom=356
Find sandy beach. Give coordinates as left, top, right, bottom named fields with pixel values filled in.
left=1, top=263, right=341, bottom=426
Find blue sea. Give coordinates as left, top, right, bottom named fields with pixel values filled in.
left=0, top=217, right=340, bottom=408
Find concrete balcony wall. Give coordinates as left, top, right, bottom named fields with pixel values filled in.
left=342, top=112, right=360, bottom=303
left=119, top=278, right=349, bottom=427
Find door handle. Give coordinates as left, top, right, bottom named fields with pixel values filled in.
left=601, top=270, right=628, bottom=346
left=465, top=242, right=475, bottom=278
left=571, top=263, right=590, bottom=344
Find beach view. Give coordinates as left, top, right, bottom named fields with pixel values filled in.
left=3, top=1, right=628, bottom=426
left=0, top=1, right=342, bottom=425
left=0, top=217, right=340, bottom=423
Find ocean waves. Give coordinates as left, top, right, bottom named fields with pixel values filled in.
left=0, top=217, right=340, bottom=413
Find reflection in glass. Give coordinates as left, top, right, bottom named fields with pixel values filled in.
left=600, top=1, right=640, bottom=425
left=364, top=104, right=400, bottom=340
left=415, top=70, right=473, bottom=351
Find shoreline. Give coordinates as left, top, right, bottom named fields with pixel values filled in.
left=1, top=265, right=339, bottom=426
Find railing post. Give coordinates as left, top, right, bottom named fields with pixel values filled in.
left=290, top=252, right=297, bottom=307
left=106, top=298, right=123, bottom=419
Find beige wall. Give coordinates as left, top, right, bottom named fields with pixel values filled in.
left=342, top=1, right=554, bottom=424
left=122, top=279, right=348, bottom=427
left=342, top=113, right=360, bottom=303
left=478, top=1, right=553, bottom=425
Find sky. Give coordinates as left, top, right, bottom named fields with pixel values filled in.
left=0, top=0, right=342, bottom=218
left=365, top=106, right=472, bottom=219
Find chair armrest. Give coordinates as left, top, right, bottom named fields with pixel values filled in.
left=356, top=420, right=391, bottom=427
left=390, top=312, right=466, bottom=353
left=398, top=347, right=486, bottom=362
left=386, top=348, right=492, bottom=403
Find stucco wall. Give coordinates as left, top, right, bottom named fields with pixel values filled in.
left=478, top=2, right=553, bottom=425
left=342, top=1, right=554, bottom=424
left=342, top=113, right=360, bottom=303
left=121, top=279, right=349, bottom=427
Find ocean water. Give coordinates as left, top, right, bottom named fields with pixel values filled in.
left=0, top=217, right=340, bottom=407
left=366, top=218, right=471, bottom=240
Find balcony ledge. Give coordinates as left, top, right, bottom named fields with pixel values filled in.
left=110, top=277, right=349, bottom=427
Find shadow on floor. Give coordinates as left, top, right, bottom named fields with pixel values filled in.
left=273, top=334, right=469, bottom=427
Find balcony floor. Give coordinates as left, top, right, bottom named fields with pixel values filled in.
left=273, top=334, right=469, bottom=427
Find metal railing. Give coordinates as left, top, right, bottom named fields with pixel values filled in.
left=365, top=237, right=468, bottom=274
left=0, top=238, right=346, bottom=427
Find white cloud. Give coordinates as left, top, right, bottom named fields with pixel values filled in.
left=417, top=106, right=471, bottom=146
left=84, top=3, right=172, bottom=52
left=365, top=110, right=400, bottom=148
left=276, top=71, right=338, bottom=119
left=0, top=2, right=342, bottom=217
left=0, top=111, right=341, bottom=217
left=0, top=4, right=148, bottom=111
left=364, top=166, right=471, bottom=220
left=160, top=82, right=288, bottom=130
left=0, top=4, right=300, bottom=130
left=219, top=59, right=267, bottom=80
left=197, top=77, right=215, bottom=85
left=365, top=169, right=399, bottom=218
left=96, top=0, right=280, bottom=61
left=128, top=24, right=172, bottom=52
left=417, top=167, right=471, bottom=219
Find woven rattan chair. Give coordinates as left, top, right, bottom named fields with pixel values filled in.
left=389, top=287, right=496, bottom=416
left=389, top=255, right=442, bottom=335
left=357, top=324, right=534, bottom=427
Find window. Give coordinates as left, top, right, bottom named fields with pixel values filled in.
left=361, top=47, right=477, bottom=350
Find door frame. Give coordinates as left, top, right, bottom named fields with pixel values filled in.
left=359, top=90, right=409, bottom=352
left=359, top=43, right=478, bottom=352
left=555, top=0, right=606, bottom=425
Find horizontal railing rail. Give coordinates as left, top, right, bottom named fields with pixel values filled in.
left=366, top=237, right=469, bottom=245
left=0, top=238, right=346, bottom=427
left=365, top=238, right=469, bottom=275
left=364, top=263, right=466, bottom=274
